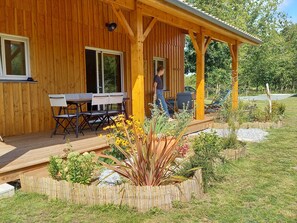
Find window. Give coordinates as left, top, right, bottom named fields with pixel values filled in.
left=85, top=47, right=124, bottom=94
left=153, top=57, right=167, bottom=90
left=0, top=34, right=31, bottom=80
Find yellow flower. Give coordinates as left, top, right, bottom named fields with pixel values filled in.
left=103, top=126, right=110, bottom=130
left=115, top=139, right=121, bottom=145
left=116, top=122, right=123, bottom=128
left=118, top=114, right=125, bottom=119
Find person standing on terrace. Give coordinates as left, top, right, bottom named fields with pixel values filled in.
left=153, top=65, right=170, bottom=117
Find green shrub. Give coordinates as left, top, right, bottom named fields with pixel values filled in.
left=247, top=106, right=266, bottom=122
left=221, top=133, right=246, bottom=150
left=217, top=100, right=286, bottom=123
left=176, top=132, right=224, bottom=190
left=48, top=151, right=97, bottom=185
left=216, top=99, right=249, bottom=124
left=144, top=104, right=193, bottom=137
left=265, top=101, right=286, bottom=122
left=48, top=156, right=63, bottom=180
left=222, top=131, right=238, bottom=150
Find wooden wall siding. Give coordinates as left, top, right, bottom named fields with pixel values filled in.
left=0, top=0, right=184, bottom=136
left=143, top=17, right=185, bottom=114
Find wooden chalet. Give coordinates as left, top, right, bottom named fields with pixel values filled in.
left=0, top=0, right=261, bottom=183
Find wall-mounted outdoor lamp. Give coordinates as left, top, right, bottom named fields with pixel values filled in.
left=105, top=22, right=117, bottom=32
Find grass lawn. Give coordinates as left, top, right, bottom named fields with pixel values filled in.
left=1, top=97, right=297, bottom=223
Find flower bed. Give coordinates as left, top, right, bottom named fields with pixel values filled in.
left=20, top=169, right=203, bottom=212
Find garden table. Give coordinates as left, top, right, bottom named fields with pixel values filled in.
left=65, top=93, right=129, bottom=138
left=66, top=94, right=92, bottom=138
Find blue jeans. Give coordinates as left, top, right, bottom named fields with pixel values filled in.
left=156, top=89, right=170, bottom=116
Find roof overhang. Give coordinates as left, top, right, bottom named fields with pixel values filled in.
left=102, top=0, right=262, bottom=45
left=163, top=0, right=262, bottom=45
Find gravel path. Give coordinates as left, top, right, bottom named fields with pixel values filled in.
left=190, top=128, right=269, bottom=143
left=239, top=94, right=294, bottom=101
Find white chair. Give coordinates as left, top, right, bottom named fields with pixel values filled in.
left=81, top=94, right=110, bottom=131
left=107, top=93, right=124, bottom=121
left=49, top=94, right=77, bottom=138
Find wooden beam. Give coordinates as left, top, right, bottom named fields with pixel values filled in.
left=111, top=4, right=135, bottom=42
left=101, top=0, right=135, bottom=11
left=204, top=37, right=212, bottom=54
left=202, top=28, right=236, bottom=45
left=130, top=4, right=145, bottom=121
left=195, top=32, right=206, bottom=120
left=231, top=42, right=239, bottom=110
left=142, top=17, right=157, bottom=41
left=228, top=43, right=235, bottom=60
left=188, top=30, right=200, bottom=53
left=141, top=3, right=202, bottom=33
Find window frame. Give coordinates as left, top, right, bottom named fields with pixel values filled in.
left=85, top=46, right=124, bottom=93
left=0, top=33, right=31, bottom=80
left=153, top=57, right=167, bottom=90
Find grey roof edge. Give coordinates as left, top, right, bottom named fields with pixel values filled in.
left=164, top=0, right=263, bottom=44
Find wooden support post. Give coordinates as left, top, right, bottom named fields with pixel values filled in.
left=196, top=32, right=205, bottom=120
left=189, top=30, right=206, bottom=120
left=130, top=4, right=145, bottom=122
left=229, top=42, right=239, bottom=110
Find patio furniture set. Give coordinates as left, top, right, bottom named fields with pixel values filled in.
left=48, top=93, right=128, bottom=138
left=47, top=90, right=229, bottom=139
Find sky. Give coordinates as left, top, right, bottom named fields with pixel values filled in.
left=279, top=0, right=297, bottom=23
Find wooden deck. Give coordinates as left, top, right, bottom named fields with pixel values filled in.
left=186, top=117, right=214, bottom=135
left=0, top=132, right=108, bottom=184
left=0, top=117, right=213, bottom=184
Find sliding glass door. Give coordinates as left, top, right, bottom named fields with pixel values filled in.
left=85, top=48, right=123, bottom=94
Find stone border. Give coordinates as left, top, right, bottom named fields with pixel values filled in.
left=20, top=169, right=203, bottom=212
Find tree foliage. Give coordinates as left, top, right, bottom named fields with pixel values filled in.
left=184, top=0, right=297, bottom=93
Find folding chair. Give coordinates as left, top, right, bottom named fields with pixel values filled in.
left=82, top=93, right=110, bottom=131
left=49, top=94, right=77, bottom=138
left=107, top=93, right=124, bottom=124
left=205, top=90, right=231, bottom=113
left=208, top=89, right=231, bottom=108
